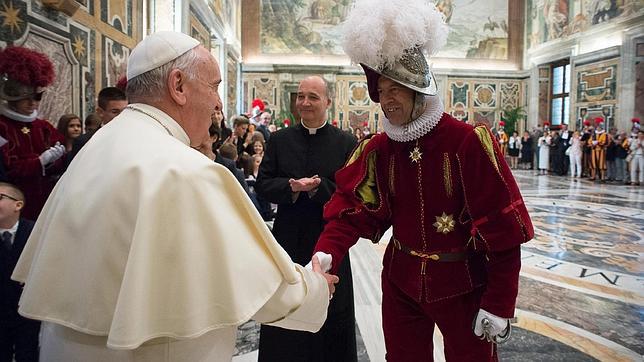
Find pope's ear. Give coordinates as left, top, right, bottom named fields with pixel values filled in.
left=167, top=69, right=188, bottom=106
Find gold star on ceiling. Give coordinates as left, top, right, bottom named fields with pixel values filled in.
left=409, top=146, right=422, bottom=163
left=433, top=212, right=455, bottom=234
left=0, top=1, right=23, bottom=34
left=72, top=35, right=86, bottom=59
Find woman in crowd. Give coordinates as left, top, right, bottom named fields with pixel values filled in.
left=56, top=114, right=82, bottom=152
left=508, top=131, right=521, bottom=169
left=538, top=130, right=552, bottom=175
left=520, top=131, right=533, bottom=169
left=568, top=131, right=583, bottom=178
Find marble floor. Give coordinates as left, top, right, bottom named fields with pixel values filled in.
left=233, top=171, right=644, bottom=361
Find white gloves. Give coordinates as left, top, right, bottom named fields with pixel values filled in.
left=39, top=143, right=65, bottom=166
left=473, top=308, right=512, bottom=343
left=305, top=251, right=332, bottom=273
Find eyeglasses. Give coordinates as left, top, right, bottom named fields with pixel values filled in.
left=0, top=193, right=20, bottom=202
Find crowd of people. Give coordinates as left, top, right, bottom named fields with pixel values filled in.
left=495, top=118, right=643, bottom=186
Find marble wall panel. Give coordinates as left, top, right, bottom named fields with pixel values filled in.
left=100, top=0, right=132, bottom=35
left=102, top=35, right=128, bottom=89
left=539, top=65, right=551, bottom=123
left=444, top=78, right=524, bottom=128
left=23, top=32, right=74, bottom=126
left=226, top=54, right=239, bottom=121
left=574, top=58, right=619, bottom=128
left=190, top=9, right=210, bottom=49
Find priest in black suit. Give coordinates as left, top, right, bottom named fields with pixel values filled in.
left=256, top=75, right=358, bottom=361
left=0, top=183, right=39, bottom=362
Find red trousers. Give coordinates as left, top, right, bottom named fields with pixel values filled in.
left=382, top=274, right=497, bottom=361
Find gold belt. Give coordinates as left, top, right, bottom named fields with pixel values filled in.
left=392, top=238, right=466, bottom=262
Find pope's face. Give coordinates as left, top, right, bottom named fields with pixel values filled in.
left=296, top=76, right=330, bottom=127
left=185, top=47, right=222, bottom=147
left=377, top=76, right=415, bottom=126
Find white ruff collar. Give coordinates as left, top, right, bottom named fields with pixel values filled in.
left=382, top=96, right=444, bottom=142
left=0, top=103, right=38, bottom=123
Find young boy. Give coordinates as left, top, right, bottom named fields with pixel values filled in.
left=0, top=182, right=39, bottom=361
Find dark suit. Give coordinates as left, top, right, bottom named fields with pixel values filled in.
left=67, top=129, right=97, bottom=166
left=1, top=218, right=39, bottom=362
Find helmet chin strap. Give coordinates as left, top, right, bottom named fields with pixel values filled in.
left=410, top=91, right=426, bottom=121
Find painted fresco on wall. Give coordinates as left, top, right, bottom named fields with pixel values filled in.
left=435, top=0, right=509, bottom=59
left=527, top=0, right=643, bottom=48
left=260, top=0, right=351, bottom=55
left=259, top=0, right=509, bottom=58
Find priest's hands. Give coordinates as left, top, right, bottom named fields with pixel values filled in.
left=311, top=254, right=338, bottom=299
left=289, top=175, right=321, bottom=192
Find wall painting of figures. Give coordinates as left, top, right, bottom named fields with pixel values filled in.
left=259, top=0, right=351, bottom=55
left=434, top=0, right=509, bottom=59
left=526, top=0, right=643, bottom=49
left=257, top=0, right=513, bottom=59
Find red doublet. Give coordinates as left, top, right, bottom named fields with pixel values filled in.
left=315, top=114, right=533, bottom=360
left=0, top=114, right=65, bottom=219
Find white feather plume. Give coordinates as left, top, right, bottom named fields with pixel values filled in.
left=341, top=0, right=449, bottom=68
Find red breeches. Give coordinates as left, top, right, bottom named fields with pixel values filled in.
left=381, top=275, right=497, bottom=362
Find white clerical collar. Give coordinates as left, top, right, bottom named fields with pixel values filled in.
left=382, top=95, right=444, bottom=142
left=0, top=103, right=38, bottom=123
left=125, top=103, right=190, bottom=146
left=301, top=120, right=327, bottom=134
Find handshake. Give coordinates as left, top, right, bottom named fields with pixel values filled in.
left=39, top=142, right=65, bottom=166
left=306, top=252, right=338, bottom=299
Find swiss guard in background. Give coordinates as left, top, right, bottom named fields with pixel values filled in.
left=310, top=0, right=534, bottom=360
left=497, top=121, right=509, bottom=156
left=0, top=47, right=65, bottom=220
left=588, top=117, right=608, bottom=181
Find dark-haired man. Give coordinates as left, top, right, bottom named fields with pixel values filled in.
left=68, top=87, right=127, bottom=162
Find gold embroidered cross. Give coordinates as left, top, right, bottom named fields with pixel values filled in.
left=20, top=127, right=30, bottom=134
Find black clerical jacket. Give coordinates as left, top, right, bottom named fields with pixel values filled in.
left=256, top=122, right=358, bottom=361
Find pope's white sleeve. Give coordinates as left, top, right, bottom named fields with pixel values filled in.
left=252, top=264, right=329, bottom=332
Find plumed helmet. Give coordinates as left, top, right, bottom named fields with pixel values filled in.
left=341, top=0, right=448, bottom=102
left=631, top=118, right=640, bottom=123
left=583, top=119, right=591, bottom=126
left=251, top=98, right=265, bottom=118
left=499, top=121, right=506, bottom=127
left=0, top=46, right=55, bottom=101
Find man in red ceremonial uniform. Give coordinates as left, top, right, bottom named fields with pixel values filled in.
left=310, top=1, right=534, bottom=360
left=0, top=47, right=65, bottom=220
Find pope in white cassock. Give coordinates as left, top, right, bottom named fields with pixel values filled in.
left=11, top=31, right=336, bottom=361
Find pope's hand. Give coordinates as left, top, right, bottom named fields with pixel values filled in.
left=311, top=255, right=338, bottom=298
